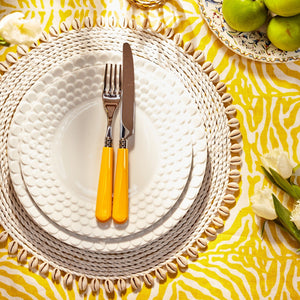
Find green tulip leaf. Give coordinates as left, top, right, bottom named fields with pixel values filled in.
left=292, top=188, right=300, bottom=199
left=264, top=168, right=300, bottom=199
left=0, top=41, right=10, bottom=46
left=0, top=36, right=9, bottom=46
left=261, top=220, right=266, bottom=238
left=293, top=164, right=300, bottom=173
left=277, top=175, right=300, bottom=200
left=291, top=185, right=300, bottom=200
left=272, top=194, right=300, bottom=244
left=269, top=168, right=293, bottom=193
left=261, top=166, right=277, bottom=185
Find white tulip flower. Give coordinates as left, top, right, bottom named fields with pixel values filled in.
left=0, top=12, right=42, bottom=46
left=261, top=148, right=295, bottom=179
left=251, top=188, right=277, bottom=220
left=291, top=201, right=300, bottom=230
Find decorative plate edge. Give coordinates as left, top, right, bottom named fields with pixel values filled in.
left=0, top=15, right=242, bottom=295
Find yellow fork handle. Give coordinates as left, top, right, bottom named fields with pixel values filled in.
left=112, top=148, right=128, bottom=223
left=95, top=147, right=113, bottom=222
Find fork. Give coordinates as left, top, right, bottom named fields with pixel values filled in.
left=95, top=63, right=122, bottom=222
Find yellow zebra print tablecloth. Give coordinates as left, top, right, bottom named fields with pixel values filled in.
left=0, top=0, right=300, bottom=299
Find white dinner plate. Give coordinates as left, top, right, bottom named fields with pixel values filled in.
left=8, top=51, right=207, bottom=251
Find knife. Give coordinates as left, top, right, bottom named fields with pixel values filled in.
left=112, top=42, right=135, bottom=223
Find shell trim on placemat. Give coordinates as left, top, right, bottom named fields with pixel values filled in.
left=0, top=16, right=242, bottom=295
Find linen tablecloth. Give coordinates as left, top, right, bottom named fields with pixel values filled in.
left=0, top=0, right=299, bottom=299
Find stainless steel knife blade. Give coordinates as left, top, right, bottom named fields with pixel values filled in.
left=112, top=42, right=135, bottom=223
left=120, top=42, right=134, bottom=143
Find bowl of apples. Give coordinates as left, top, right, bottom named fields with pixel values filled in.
left=198, top=0, right=300, bottom=63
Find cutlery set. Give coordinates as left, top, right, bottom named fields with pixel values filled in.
left=95, top=42, right=135, bottom=224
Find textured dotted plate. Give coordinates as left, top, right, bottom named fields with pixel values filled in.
left=7, top=51, right=207, bottom=251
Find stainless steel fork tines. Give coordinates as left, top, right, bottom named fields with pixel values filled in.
left=103, top=63, right=122, bottom=147
left=95, top=63, right=122, bottom=222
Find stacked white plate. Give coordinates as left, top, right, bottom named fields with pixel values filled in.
left=7, top=50, right=207, bottom=252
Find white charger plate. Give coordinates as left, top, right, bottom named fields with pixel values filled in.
left=198, top=0, right=300, bottom=63
left=8, top=51, right=207, bottom=251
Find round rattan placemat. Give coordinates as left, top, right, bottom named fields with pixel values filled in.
left=0, top=17, right=242, bottom=293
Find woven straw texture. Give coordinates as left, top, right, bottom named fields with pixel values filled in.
left=0, top=25, right=235, bottom=283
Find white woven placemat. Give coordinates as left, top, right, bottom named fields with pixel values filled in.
left=0, top=17, right=242, bottom=293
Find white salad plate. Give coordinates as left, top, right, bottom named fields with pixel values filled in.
left=7, top=52, right=207, bottom=252
left=198, top=0, right=300, bottom=63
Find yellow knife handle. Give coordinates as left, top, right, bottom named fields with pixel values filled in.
left=112, top=148, right=129, bottom=223
left=95, top=146, right=113, bottom=222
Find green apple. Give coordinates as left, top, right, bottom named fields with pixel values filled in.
left=222, top=0, right=268, bottom=32
left=264, top=0, right=300, bottom=17
left=267, top=14, right=300, bottom=51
